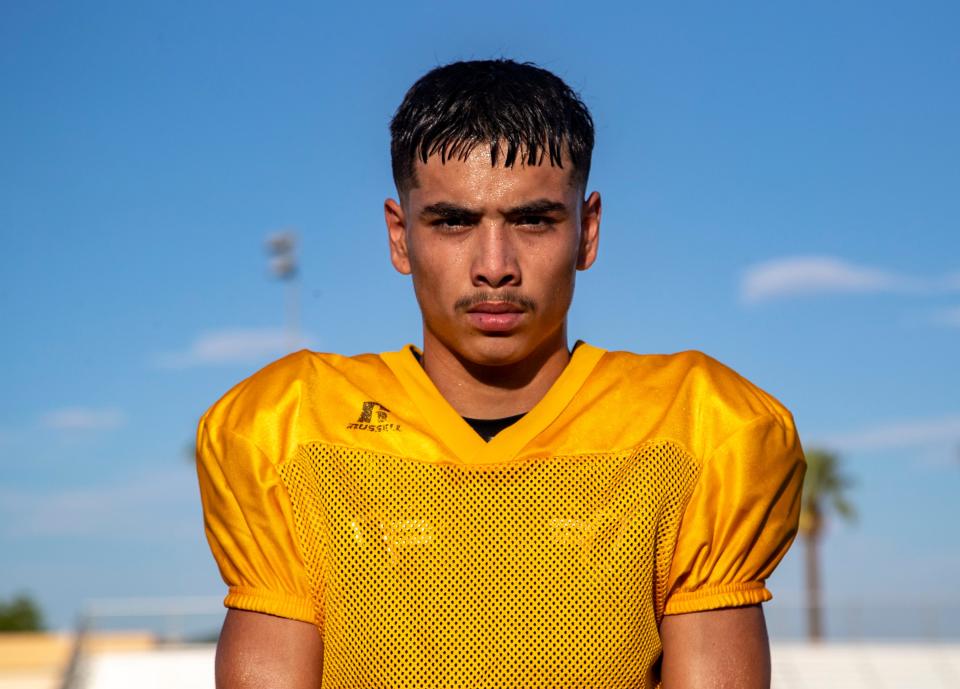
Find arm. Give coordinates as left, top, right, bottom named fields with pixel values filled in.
left=660, top=604, right=771, bottom=689
left=216, top=609, right=323, bottom=689
left=196, top=417, right=321, bottom=687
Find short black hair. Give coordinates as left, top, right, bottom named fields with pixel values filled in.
left=390, top=59, right=595, bottom=196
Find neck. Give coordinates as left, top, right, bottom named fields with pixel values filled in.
left=420, top=326, right=571, bottom=419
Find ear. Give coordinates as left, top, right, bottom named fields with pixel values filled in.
left=384, top=197, right=411, bottom=275
left=577, top=191, right=601, bottom=270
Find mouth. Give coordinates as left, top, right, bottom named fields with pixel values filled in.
left=464, top=301, right=526, bottom=333
left=466, top=301, right=526, bottom=314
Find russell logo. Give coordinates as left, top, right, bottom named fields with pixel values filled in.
left=346, top=401, right=401, bottom=432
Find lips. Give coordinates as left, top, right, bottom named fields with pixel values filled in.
left=466, top=301, right=525, bottom=314
left=465, top=302, right=526, bottom=332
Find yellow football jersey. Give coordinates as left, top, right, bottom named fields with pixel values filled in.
left=196, top=341, right=805, bottom=688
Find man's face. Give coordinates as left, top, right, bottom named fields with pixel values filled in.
left=385, top=145, right=601, bottom=367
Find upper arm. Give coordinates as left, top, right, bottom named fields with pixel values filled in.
left=660, top=604, right=770, bottom=689
left=663, top=413, right=805, bottom=615
left=216, top=609, right=323, bottom=689
left=196, top=416, right=315, bottom=622
left=197, top=415, right=323, bottom=686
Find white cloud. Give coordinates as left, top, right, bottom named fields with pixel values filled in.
left=740, top=256, right=957, bottom=303
left=41, top=407, right=125, bottom=431
left=154, top=327, right=313, bottom=369
left=810, top=413, right=960, bottom=453
left=0, top=466, right=198, bottom=539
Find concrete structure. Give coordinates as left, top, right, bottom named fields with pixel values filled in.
left=0, top=632, right=155, bottom=689
left=771, top=642, right=960, bottom=688
left=6, top=633, right=960, bottom=688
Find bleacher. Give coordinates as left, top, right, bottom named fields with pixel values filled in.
left=771, top=642, right=960, bottom=688
left=3, top=596, right=958, bottom=688
left=5, top=636, right=960, bottom=688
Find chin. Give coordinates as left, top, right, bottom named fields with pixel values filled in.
left=456, top=332, right=543, bottom=367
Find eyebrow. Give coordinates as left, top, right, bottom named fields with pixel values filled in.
left=420, top=202, right=482, bottom=219
left=419, top=199, right=568, bottom=220
left=503, top=199, right=567, bottom=217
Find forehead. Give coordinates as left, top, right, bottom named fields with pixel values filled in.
left=407, top=145, right=577, bottom=209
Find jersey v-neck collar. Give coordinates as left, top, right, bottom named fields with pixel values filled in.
left=380, top=341, right=606, bottom=466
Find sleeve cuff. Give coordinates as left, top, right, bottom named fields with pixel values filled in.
left=663, top=581, right=772, bottom=615
left=224, top=585, right=317, bottom=625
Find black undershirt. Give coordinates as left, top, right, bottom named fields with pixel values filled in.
left=409, top=349, right=528, bottom=441
left=462, top=413, right=527, bottom=442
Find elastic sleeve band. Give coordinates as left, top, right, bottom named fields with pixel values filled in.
left=663, top=581, right=771, bottom=615
left=224, top=585, right=317, bottom=625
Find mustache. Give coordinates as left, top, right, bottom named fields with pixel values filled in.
left=454, top=290, right=537, bottom=312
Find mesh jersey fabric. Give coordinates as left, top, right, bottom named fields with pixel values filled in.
left=195, top=342, right=806, bottom=688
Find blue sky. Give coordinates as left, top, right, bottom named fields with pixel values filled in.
left=2, top=1, right=958, bottom=635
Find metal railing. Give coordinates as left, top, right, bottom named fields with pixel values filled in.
left=764, top=597, right=960, bottom=641
left=56, top=595, right=960, bottom=689
left=58, top=597, right=226, bottom=689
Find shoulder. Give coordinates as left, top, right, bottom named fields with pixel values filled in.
left=596, top=348, right=797, bottom=457
left=601, top=348, right=793, bottom=418
left=198, top=348, right=387, bottom=442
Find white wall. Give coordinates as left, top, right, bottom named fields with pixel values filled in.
left=79, top=643, right=960, bottom=689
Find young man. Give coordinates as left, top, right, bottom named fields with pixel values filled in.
left=196, top=60, right=805, bottom=688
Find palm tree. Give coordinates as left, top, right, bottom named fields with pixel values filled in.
left=798, top=448, right=856, bottom=642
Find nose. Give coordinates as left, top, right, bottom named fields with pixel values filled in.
left=471, top=224, right=520, bottom=289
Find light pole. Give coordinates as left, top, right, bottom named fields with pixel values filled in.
left=265, top=230, right=300, bottom=352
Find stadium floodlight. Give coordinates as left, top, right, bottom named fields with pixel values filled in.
left=264, top=229, right=301, bottom=351
left=265, top=230, right=298, bottom=280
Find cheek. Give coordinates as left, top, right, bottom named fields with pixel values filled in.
left=547, top=269, right=577, bottom=307
left=409, top=245, right=467, bottom=305
left=538, top=244, right=580, bottom=299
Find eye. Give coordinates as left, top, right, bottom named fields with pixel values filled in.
left=516, top=215, right=556, bottom=229
left=431, top=217, right=472, bottom=231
